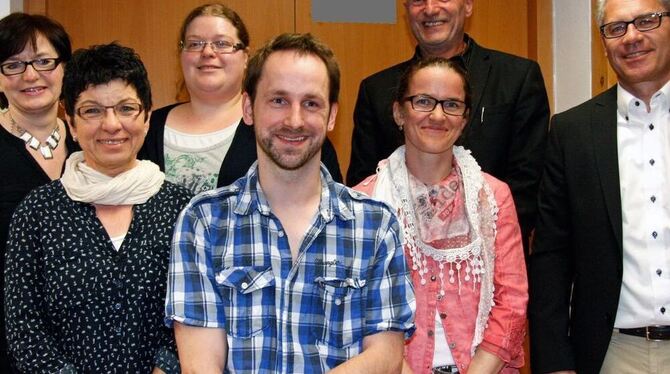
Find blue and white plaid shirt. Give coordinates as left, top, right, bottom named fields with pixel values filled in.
left=165, top=163, right=415, bottom=373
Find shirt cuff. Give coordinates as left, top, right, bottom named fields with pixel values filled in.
left=58, top=364, right=77, bottom=374
left=154, top=346, right=180, bottom=374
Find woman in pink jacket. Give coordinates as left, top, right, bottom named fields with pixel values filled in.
left=354, top=57, right=528, bottom=374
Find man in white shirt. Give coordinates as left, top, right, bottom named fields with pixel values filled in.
left=529, top=0, right=670, bottom=373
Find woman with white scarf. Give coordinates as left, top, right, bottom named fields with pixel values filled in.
left=354, top=57, right=528, bottom=374
left=4, top=43, right=191, bottom=373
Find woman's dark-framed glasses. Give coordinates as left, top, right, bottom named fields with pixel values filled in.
left=600, top=11, right=670, bottom=39
left=404, top=95, right=467, bottom=116
left=179, top=39, right=245, bottom=54
left=0, top=58, right=61, bottom=76
left=76, top=102, right=143, bottom=121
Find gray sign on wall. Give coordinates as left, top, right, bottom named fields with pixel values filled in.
left=312, top=0, right=396, bottom=24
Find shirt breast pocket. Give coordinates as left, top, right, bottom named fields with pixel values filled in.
left=215, top=266, right=275, bottom=338
left=312, top=276, right=367, bottom=348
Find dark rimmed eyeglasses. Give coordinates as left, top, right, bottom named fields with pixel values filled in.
left=75, top=102, right=143, bottom=122
left=404, top=95, right=467, bottom=116
left=600, top=11, right=670, bottom=39
left=0, top=58, right=61, bottom=76
left=179, top=39, right=245, bottom=54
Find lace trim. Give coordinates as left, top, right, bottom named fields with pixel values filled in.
left=373, top=145, right=499, bottom=357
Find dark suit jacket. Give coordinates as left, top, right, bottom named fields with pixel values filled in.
left=139, top=103, right=343, bottom=187
left=529, top=86, right=622, bottom=374
left=347, top=36, right=549, bottom=251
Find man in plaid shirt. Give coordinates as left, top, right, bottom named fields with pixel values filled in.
left=165, top=33, right=415, bottom=373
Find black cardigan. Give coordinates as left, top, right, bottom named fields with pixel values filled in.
left=138, top=103, right=343, bottom=187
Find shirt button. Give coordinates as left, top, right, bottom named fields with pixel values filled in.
left=241, top=282, right=249, bottom=290
left=114, top=303, right=122, bottom=310
left=653, top=231, right=658, bottom=239
left=334, top=298, right=342, bottom=306
left=439, top=313, right=447, bottom=319
left=662, top=307, right=666, bottom=314
left=113, top=279, right=123, bottom=287
left=657, top=269, right=662, bottom=276
left=651, top=196, right=657, bottom=203
left=649, top=123, right=655, bottom=130
left=431, top=275, right=437, bottom=281
left=449, top=342, right=456, bottom=349
left=427, top=330, right=434, bottom=337
left=650, top=159, right=656, bottom=166
left=437, top=294, right=443, bottom=301
left=635, top=101, right=640, bottom=106
left=278, top=231, right=285, bottom=237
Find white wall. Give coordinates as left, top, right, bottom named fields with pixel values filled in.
left=0, top=0, right=10, bottom=16
left=0, top=0, right=22, bottom=17
left=553, top=0, right=593, bottom=113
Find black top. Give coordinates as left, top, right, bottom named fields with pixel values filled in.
left=4, top=181, right=192, bottom=373
left=0, top=120, right=78, bottom=372
left=347, top=36, right=550, bottom=254
left=139, top=103, right=343, bottom=187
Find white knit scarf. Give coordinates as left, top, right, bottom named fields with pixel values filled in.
left=370, top=145, right=498, bottom=356
left=60, top=151, right=165, bottom=205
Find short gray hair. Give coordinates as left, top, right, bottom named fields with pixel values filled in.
left=596, top=0, right=670, bottom=25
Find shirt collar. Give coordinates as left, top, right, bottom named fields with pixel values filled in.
left=617, top=80, right=670, bottom=120
left=413, top=33, right=472, bottom=70
left=234, top=162, right=354, bottom=222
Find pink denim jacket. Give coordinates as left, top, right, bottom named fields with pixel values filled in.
left=356, top=173, right=528, bottom=374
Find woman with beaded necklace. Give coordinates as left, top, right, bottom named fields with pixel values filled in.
left=355, top=57, right=528, bottom=374
left=0, top=12, right=75, bottom=372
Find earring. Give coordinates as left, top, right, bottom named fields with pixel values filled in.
left=397, top=122, right=404, bottom=131
left=73, top=135, right=78, bottom=142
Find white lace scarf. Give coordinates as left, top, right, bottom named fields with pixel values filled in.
left=370, top=145, right=498, bottom=356
left=60, top=151, right=165, bottom=205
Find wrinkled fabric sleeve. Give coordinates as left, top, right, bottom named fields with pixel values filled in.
left=4, top=198, right=74, bottom=373
left=321, top=138, right=343, bottom=184
left=348, top=80, right=383, bottom=187
left=165, top=202, right=226, bottom=328
left=153, top=345, right=179, bottom=374
left=528, top=116, right=577, bottom=372
left=504, top=62, right=549, bottom=250
left=478, top=177, right=528, bottom=368
left=365, top=207, right=415, bottom=338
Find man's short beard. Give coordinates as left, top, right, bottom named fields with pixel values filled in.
left=257, top=132, right=324, bottom=171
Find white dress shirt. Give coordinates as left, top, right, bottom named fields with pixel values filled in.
left=615, top=81, right=670, bottom=328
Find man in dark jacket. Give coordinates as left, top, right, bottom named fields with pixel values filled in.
left=347, top=0, right=549, bottom=254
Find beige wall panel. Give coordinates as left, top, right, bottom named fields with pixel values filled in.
left=35, top=0, right=293, bottom=108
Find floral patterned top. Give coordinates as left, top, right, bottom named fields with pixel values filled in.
left=4, top=180, right=191, bottom=373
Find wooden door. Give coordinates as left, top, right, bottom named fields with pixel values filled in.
left=26, top=0, right=551, bottom=180
left=26, top=0, right=293, bottom=107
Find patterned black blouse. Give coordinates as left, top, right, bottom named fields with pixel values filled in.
left=4, top=180, right=192, bottom=373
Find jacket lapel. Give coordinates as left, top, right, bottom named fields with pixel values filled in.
left=466, top=41, right=490, bottom=123
left=590, top=86, right=623, bottom=255
left=458, top=41, right=490, bottom=146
